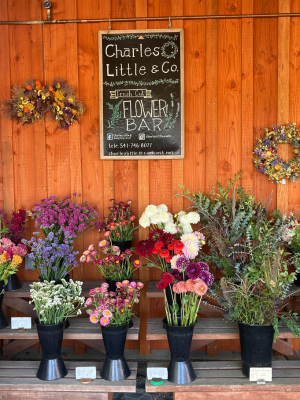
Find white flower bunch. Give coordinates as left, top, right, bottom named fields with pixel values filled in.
left=175, top=211, right=200, bottom=234
left=139, top=204, right=201, bottom=235
left=30, top=279, right=85, bottom=325
left=139, top=204, right=176, bottom=232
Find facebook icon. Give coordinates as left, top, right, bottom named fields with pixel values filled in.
left=107, top=133, right=113, bottom=140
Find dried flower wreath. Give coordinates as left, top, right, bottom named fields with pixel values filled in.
left=253, top=123, right=300, bottom=183
left=2, top=77, right=85, bottom=130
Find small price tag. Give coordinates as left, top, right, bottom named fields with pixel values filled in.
left=249, top=367, right=272, bottom=382
left=147, top=367, right=168, bottom=380
left=76, top=366, right=96, bottom=380
left=11, top=317, right=32, bottom=330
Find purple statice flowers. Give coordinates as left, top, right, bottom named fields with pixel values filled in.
left=22, top=230, right=79, bottom=281
left=31, top=194, right=99, bottom=241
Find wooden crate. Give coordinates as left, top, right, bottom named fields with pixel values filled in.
left=146, top=360, right=300, bottom=399
left=0, top=360, right=137, bottom=400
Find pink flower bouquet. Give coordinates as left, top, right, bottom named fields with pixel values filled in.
left=80, top=241, right=141, bottom=281
left=155, top=232, right=214, bottom=326
left=86, top=280, right=144, bottom=326
left=0, top=238, right=27, bottom=284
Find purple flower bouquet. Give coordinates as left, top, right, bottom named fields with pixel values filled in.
left=31, top=193, right=99, bottom=243
left=22, top=230, right=78, bottom=281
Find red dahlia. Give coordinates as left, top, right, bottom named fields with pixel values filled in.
left=156, top=280, right=168, bottom=290
left=161, top=272, right=174, bottom=284
left=149, top=228, right=164, bottom=242
left=168, top=243, right=174, bottom=251
left=135, top=239, right=155, bottom=257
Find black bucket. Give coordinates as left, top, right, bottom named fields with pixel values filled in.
left=238, top=322, right=274, bottom=377
left=163, top=317, right=196, bottom=384
left=100, top=322, right=130, bottom=381
left=35, top=319, right=67, bottom=381
left=0, top=280, right=8, bottom=330
left=105, top=277, right=132, bottom=293
left=111, top=240, right=132, bottom=253
left=6, top=273, right=22, bottom=291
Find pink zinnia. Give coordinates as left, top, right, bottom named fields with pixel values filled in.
left=173, top=281, right=187, bottom=294
left=122, top=280, right=130, bottom=287
left=88, top=244, right=95, bottom=252
left=100, top=316, right=110, bottom=326
left=194, top=279, right=208, bottom=296
left=137, top=282, right=144, bottom=289
left=101, top=282, right=109, bottom=288
left=129, top=281, right=137, bottom=288
left=89, top=289, right=96, bottom=296
left=104, top=231, right=111, bottom=238
left=85, top=297, right=93, bottom=306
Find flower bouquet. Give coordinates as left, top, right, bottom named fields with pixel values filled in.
left=30, top=279, right=85, bottom=380
left=0, top=237, right=28, bottom=328
left=212, top=218, right=300, bottom=377
left=81, top=241, right=141, bottom=291
left=0, top=208, right=28, bottom=290
left=0, top=208, right=27, bottom=245
left=22, top=230, right=78, bottom=282
left=99, top=199, right=138, bottom=251
left=48, top=78, right=85, bottom=129
left=177, top=171, right=270, bottom=281
left=31, top=193, right=99, bottom=243
left=85, top=280, right=143, bottom=381
left=138, top=203, right=200, bottom=234
left=0, top=238, right=27, bottom=285
left=2, top=79, right=49, bottom=125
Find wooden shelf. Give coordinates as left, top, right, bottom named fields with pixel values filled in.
left=0, top=360, right=137, bottom=399
left=146, top=360, right=300, bottom=399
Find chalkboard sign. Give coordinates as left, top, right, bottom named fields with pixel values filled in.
left=99, top=29, right=184, bottom=159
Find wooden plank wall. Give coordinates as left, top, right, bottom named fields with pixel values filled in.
left=1, top=0, right=300, bottom=353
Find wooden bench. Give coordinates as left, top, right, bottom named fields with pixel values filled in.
left=0, top=360, right=137, bottom=400
left=146, top=318, right=296, bottom=355
left=146, top=360, right=300, bottom=399
left=0, top=318, right=140, bottom=358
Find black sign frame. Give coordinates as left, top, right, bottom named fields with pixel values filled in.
left=98, top=29, right=184, bottom=160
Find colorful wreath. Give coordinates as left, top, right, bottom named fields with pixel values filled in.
left=161, top=41, right=178, bottom=59
left=2, top=77, right=85, bottom=130
left=253, top=123, right=300, bottom=183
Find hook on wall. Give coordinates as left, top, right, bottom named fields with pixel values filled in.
left=43, top=1, right=52, bottom=21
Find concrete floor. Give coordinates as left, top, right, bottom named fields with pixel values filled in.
left=10, top=347, right=268, bottom=400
